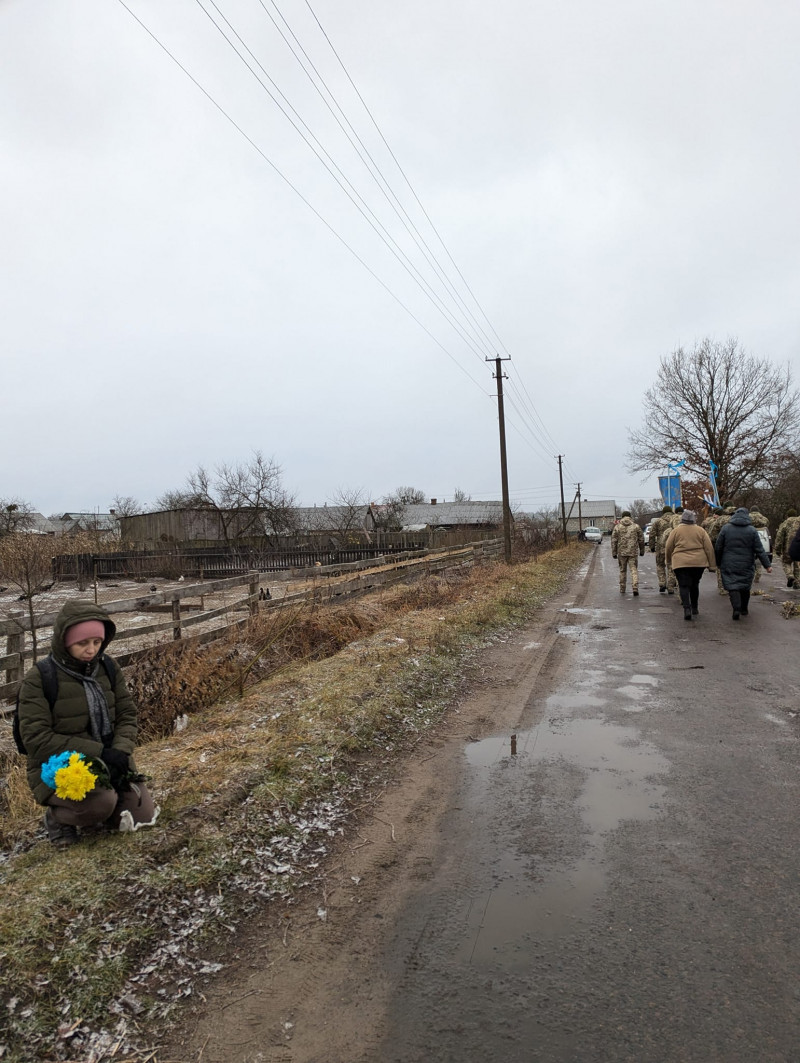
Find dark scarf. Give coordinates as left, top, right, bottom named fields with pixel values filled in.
left=54, top=656, right=114, bottom=747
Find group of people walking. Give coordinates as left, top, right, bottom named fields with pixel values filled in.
left=611, top=504, right=780, bottom=621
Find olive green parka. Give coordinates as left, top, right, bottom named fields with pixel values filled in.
left=18, top=600, right=138, bottom=805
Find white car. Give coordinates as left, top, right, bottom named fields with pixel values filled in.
left=643, top=523, right=653, bottom=546
left=584, top=527, right=603, bottom=543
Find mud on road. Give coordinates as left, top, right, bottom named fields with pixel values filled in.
left=165, top=548, right=800, bottom=1063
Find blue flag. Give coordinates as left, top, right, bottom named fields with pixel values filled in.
left=659, top=475, right=682, bottom=508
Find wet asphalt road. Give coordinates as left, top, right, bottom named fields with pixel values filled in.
left=365, top=545, right=800, bottom=1063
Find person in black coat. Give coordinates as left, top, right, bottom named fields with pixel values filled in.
left=714, top=507, right=772, bottom=620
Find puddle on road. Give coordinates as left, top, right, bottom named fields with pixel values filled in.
left=462, top=710, right=669, bottom=966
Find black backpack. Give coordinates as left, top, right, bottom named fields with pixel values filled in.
left=12, top=655, right=117, bottom=755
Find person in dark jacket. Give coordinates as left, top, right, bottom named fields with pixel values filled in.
left=714, top=507, right=772, bottom=620
left=18, top=600, right=159, bottom=848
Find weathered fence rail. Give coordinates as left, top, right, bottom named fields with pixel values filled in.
left=1, top=540, right=501, bottom=707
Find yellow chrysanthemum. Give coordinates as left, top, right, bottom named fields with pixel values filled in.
left=53, top=753, right=98, bottom=802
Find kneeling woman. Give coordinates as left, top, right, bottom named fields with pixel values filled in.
left=664, top=509, right=716, bottom=621
left=18, top=601, right=159, bottom=848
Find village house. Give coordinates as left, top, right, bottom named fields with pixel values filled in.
left=371, top=499, right=506, bottom=535
left=53, top=512, right=119, bottom=538
left=562, top=499, right=616, bottom=535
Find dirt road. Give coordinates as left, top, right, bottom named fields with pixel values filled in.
left=166, top=546, right=800, bottom=1063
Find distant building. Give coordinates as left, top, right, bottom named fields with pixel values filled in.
left=54, top=512, right=119, bottom=537
left=371, top=499, right=506, bottom=534
left=26, top=513, right=60, bottom=535
left=561, top=499, right=616, bottom=535
left=119, top=505, right=375, bottom=545
left=290, top=505, right=374, bottom=539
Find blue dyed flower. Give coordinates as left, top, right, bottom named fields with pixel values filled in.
left=41, top=750, right=81, bottom=789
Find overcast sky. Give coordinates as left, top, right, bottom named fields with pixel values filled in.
left=2, top=0, right=799, bottom=517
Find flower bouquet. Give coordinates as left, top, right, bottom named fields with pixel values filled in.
left=41, top=751, right=111, bottom=801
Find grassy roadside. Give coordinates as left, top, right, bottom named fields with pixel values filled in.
left=0, top=544, right=588, bottom=1062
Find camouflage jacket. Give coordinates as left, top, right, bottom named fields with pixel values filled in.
left=658, top=512, right=682, bottom=551
left=649, top=515, right=669, bottom=553
left=612, top=517, right=645, bottom=557
left=774, top=516, right=800, bottom=558
left=704, top=511, right=733, bottom=544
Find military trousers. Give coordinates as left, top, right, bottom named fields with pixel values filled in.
left=781, top=557, right=800, bottom=585
left=654, top=549, right=667, bottom=589
left=617, top=554, right=640, bottom=592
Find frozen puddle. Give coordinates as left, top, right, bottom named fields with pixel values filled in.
left=462, top=713, right=669, bottom=966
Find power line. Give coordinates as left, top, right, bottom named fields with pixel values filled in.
left=115, top=0, right=490, bottom=395
left=301, top=0, right=512, bottom=361
left=261, top=0, right=501, bottom=362
left=117, top=1, right=577, bottom=496
left=191, top=0, right=494, bottom=365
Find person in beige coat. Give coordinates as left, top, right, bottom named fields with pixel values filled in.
left=664, top=509, right=716, bottom=621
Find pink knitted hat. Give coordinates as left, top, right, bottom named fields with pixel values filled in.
left=64, top=620, right=105, bottom=648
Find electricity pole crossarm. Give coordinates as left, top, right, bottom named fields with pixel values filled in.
left=487, top=355, right=513, bottom=564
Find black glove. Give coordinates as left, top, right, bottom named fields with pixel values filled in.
left=102, top=748, right=130, bottom=772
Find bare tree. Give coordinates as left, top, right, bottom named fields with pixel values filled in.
left=627, top=338, right=800, bottom=501
left=157, top=451, right=296, bottom=546
left=0, top=533, right=55, bottom=660
left=0, top=497, right=36, bottom=538
left=627, top=498, right=663, bottom=524
left=514, top=506, right=562, bottom=552
left=452, top=487, right=472, bottom=502
left=111, top=495, right=143, bottom=517
left=386, top=486, right=427, bottom=505
left=154, top=488, right=192, bottom=511
left=325, top=488, right=371, bottom=543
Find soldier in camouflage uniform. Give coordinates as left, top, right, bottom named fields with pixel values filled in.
left=774, top=509, right=800, bottom=588
left=658, top=507, right=684, bottom=594
left=705, top=504, right=736, bottom=594
left=611, top=511, right=645, bottom=595
left=749, top=510, right=771, bottom=585
left=648, top=506, right=673, bottom=592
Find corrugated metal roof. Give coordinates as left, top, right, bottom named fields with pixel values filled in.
left=28, top=513, right=60, bottom=535
left=57, top=512, right=118, bottom=531
left=290, top=506, right=372, bottom=533
left=400, top=501, right=505, bottom=526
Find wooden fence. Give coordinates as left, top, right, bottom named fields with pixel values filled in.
left=49, top=529, right=501, bottom=582
left=2, top=540, right=502, bottom=707
left=50, top=542, right=428, bottom=582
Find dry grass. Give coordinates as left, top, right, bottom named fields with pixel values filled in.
left=0, top=544, right=588, bottom=1063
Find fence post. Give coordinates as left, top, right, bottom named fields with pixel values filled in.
left=5, top=609, right=25, bottom=685
left=172, top=596, right=182, bottom=641
left=249, top=573, right=259, bottom=617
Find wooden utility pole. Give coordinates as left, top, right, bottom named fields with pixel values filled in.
left=487, top=356, right=513, bottom=564
left=576, top=483, right=583, bottom=534
left=557, top=455, right=568, bottom=545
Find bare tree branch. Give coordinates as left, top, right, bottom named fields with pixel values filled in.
left=627, top=338, right=800, bottom=499
left=0, top=498, right=36, bottom=538
left=157, top=451, right=296, bottom=546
